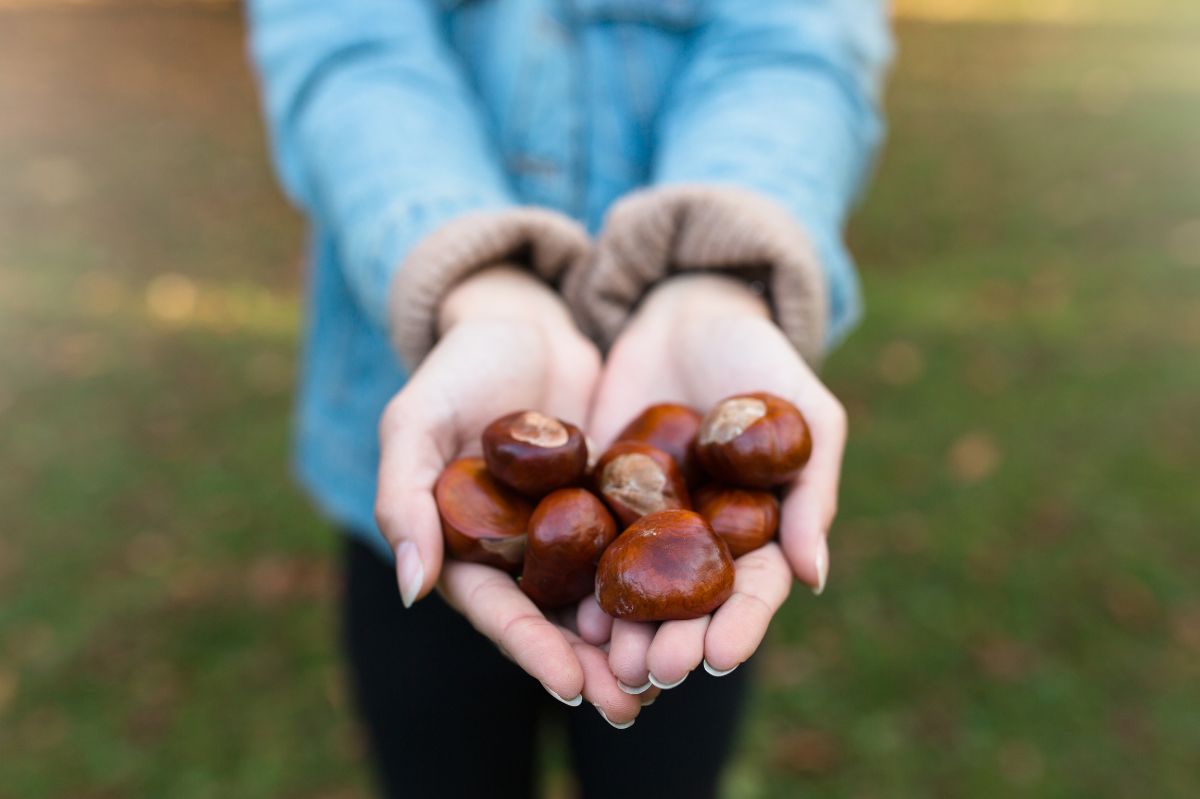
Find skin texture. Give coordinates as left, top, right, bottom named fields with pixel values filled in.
left=596, top=510, right=735, bottom=622
left=521, top=488, right=617, bottom=609
left=435, top=457, right=533, bottom=573
left=583, top=274, right=846, bottom=691
left=693, top=485, right=781, bottom=558
left=593, top=441, right=691, bottom=526
left=695, top=392, right=813, bottom=488
left=614, top=403, right=704, bottom=487
left=376, top=267, right=647, bottom=725
left=482, top=411, right=588, bottom=497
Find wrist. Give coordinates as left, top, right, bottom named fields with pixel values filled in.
left=438, top=265, right=576, bottom=336
left=632, top=274, right=771, bottom=331
left=563, top=185, right=828, bottom=365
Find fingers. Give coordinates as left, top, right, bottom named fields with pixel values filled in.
left=638, top=686, right=663, bottom=707
left=780, top=382, right=848, bottom=593
left=576, top=595, right=614, bottom=647
left=646, top=616, right=709, bottom=689
left=440, top=561, right=584, bottom=703
left=704, top=543, right=793, bottom=672
left=565, top=631, right=645, bottom=728
left=608, top=619, right=655, bottom=693
left=439, top=565, right=646, bottom=728
left=375, top=391, right=456, bottom=606
left=584, top=549, right=791, bottom=705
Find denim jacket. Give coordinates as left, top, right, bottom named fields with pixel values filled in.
left=247, top=0, right=892, bottom=557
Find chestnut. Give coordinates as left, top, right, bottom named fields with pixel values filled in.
left=520, top=488, right=618, bottom=609
left=695, top=392, right=812, bottom=488
left=434, top=457, right=532, bottom=573
left=614, top=403, right=704, bottom=486
left=593, top=441, right=690, bottom=527
left=693, top=485, right=780, bottom=558
left=482, top=410, right=587, bottom=497
left=595, top=509, right=734, bottom=622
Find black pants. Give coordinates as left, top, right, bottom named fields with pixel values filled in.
left=341, top=537, right=751, bottom=799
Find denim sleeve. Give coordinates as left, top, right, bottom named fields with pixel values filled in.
left=246, top=0, right=515, bottom=329
left=652, top=0, right=893, bottom=346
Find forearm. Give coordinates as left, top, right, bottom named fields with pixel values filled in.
left=564, top=0, right=890, bottom=362
left=654, top=0, right=891, bottom=226
left=582, top=0, right=894, bottom=358
left=247, top=0, right=513, bottom=330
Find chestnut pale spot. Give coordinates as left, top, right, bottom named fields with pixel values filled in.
left=482, top=411, right=587, bottom=496
left=699, top=397, right=767, bottom=445
left=595, top=441, right=690, bottom=526
left=695, top=393, right=812, bottom=488
left=601, top=453, right=669, bottom=517
left=509, top=411, right=569, bottom=448
left=613, top=403, right=704, bottom=486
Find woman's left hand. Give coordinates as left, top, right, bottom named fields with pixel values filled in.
left=579, top=274, right=848, bottom=692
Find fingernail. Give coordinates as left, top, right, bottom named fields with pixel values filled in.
left=703, top=659, right=739, bottom=677
left=648, top=672, right=688, bottom=690
left=545, top=686, right=583, bottom=707
left=396, top=540, right=424, bottom=609
left=595, top=705, right=635, bottom=730
left=617, top=679, right=652, bottom=695
left=813, top=543, right=828, bottom=596
left=640, top=694, right=657, bottom=708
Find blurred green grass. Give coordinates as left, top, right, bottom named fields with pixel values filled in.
left=1, top=5, right=1198, bottom=798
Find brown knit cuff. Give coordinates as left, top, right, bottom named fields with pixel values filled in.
left=387, top=208, right=590, bottom=369
left=563, top=185, right=828, bottom=365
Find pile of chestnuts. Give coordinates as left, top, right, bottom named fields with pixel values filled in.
left=433, top=393, right=811, bottom=622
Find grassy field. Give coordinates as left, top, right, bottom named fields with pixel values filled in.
left=1, top=5, right=1198, bottom=798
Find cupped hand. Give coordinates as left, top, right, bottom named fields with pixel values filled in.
left=581, top=274, right=848, bottom=693
left=374, top=267, right=653, bottom=723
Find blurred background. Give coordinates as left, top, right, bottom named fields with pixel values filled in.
left=1, top=0, right=1198, bottom=796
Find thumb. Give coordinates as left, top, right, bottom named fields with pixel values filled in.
left=778, top=390, right=847, bottom=595
left=374, top=396, right=449, bottom=607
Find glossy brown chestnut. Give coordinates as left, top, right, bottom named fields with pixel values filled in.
left=520, top=488, right=618, bottom=609
left=693, top=484, right=780, bottom=558
left=595, top=509, right=734, bottom=622
left=482, top=410, right=588, bottom=497
left=614, top=403, right=704, bottom=487
left=593, top=441, right=690, bottom=527
left=695, top=392, right=812, bottom=488
left=434, top=457, right=532, bottom=573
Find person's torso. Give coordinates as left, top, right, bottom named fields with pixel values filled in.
left=295, top=0, right=701, bottom=544
left=441, top=0, right=700, bottom=227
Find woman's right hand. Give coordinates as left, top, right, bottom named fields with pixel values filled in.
left=374, top=266, right=654, bottom=725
